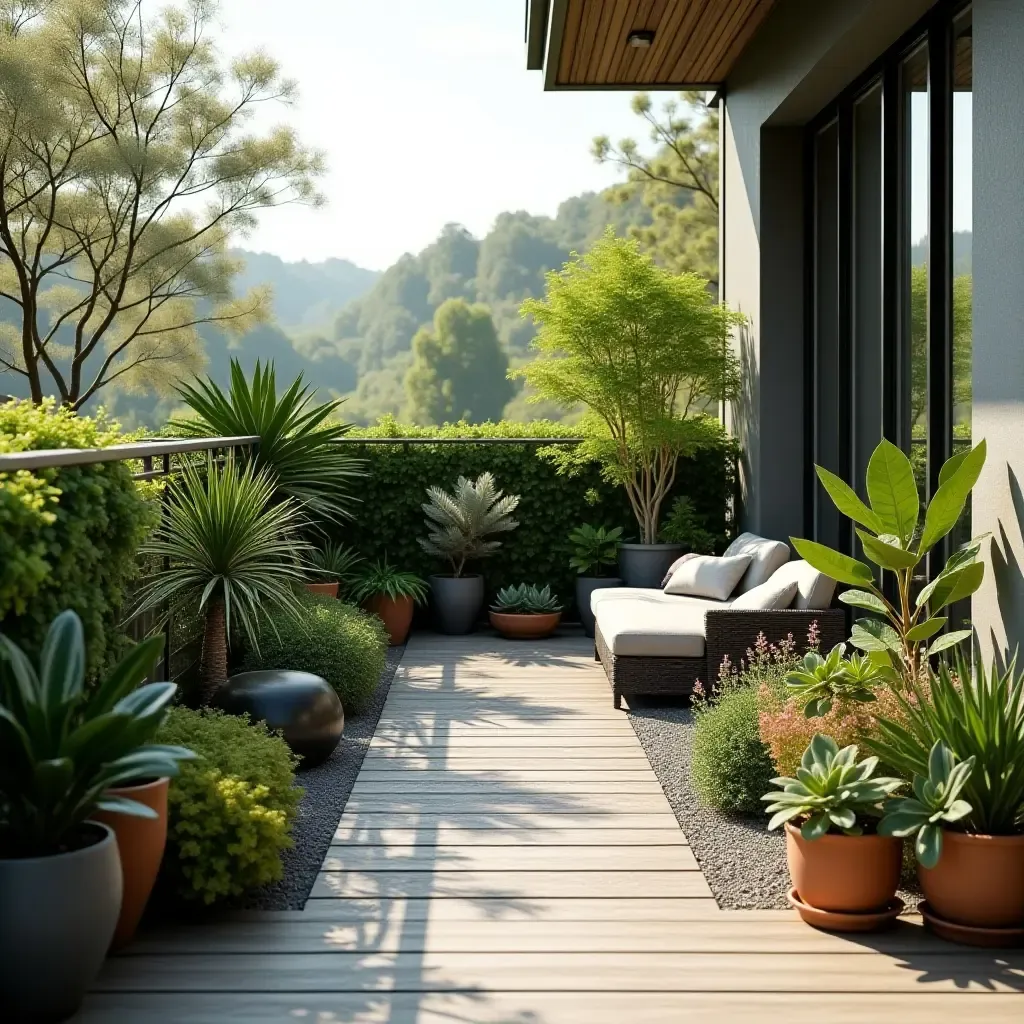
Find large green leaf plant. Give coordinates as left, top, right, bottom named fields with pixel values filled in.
left=791, top=438, right=987, bottom=684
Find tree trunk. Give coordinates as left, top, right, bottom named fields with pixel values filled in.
left=199, top=595, right=228, bottom=705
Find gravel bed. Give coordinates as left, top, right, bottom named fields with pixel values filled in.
left=245, top=644, right=405, bottom=911
left=625, top=698, right=790, bottom=909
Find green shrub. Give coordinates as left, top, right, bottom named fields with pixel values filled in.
left=691, top=685, right=776, bottom=815
left=0, top=400, right=155, bottom=675
left=342, top=417, right=738, bottom=612
left=240, top=595, right=388, bottom=712
left=156, top=707, right=302, bottom=904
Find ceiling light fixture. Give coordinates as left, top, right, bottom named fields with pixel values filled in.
left=627, top=30, right=655, bottom=49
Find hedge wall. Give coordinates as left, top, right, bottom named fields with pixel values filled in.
left=337, top=418, right=738, bottom=618
left=0, top=400, right=155, bottom=675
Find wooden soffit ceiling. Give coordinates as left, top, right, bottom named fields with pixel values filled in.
left=542, top=0, right=777, bottom=89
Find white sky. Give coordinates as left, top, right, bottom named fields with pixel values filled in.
left=216, top=0, right=646, bottom=270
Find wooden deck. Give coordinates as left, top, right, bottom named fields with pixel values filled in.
left=81, top=633, right=1024, bottom=1022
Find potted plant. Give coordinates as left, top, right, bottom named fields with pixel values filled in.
left=307, top=541, right=362, bottom=598
left=871, top=654, right=1024, bottom=944
left=350, top=557, right=429, bottom=645
left=489, top=584, right=564, bottom=640
left=419, top=472, right=520, bottom=635
left=0, top=611, right=194, bottom=1020
left=516, top=233, right=744, bottom=588
left=762, top=734, right=904, bottom=932
left=568, top=524, right=623, bottom=637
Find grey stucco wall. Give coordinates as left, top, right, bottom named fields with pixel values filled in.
left=972, top=0, right=1024, bottom=660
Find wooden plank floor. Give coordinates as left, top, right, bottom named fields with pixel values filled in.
left=80, top=632, right=1024, bottom=1022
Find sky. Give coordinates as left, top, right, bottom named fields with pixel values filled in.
left=215, top=0, right=647, bottom=271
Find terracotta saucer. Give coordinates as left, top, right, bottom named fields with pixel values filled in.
left=787, top=887, right=904, bottom=932
left=919, top=901, right=1024, bottom=948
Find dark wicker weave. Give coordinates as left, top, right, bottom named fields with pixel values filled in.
left=595, top=606, right=848, bottom=708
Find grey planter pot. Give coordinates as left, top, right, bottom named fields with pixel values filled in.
left=618, top=543, right=684, bottom=589
left=430, top=574, right=484, bottom=635
left=576, top=576, right=623, bottom=638
left=0, top=821, right=122, bottom=1023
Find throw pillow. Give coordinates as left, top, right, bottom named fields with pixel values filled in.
left=767, top=560, right=837, bottom=610
left=722, top=532, right=791, bottom=594
left=663, top=554, right=752, bottom=601
left=729, top=578, right=799, bottom=611
left=660, top=551, right=700, bottom=588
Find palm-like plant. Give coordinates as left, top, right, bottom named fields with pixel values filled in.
left=308, top=542, right=363, bottom=586
left=173, top=359, right=363, bottom=523
left=419, top=472, right=520, bottom=577
left=350, top=559, right=429, bottom=604
left=134, top=458, right=312, bottom=702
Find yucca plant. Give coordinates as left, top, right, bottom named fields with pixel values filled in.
left=308, top=542, right=363, bottom=587
left=0, top=611, right=194, bottom=858
left=419, top=472, right=520, bottom=577
left=350, top=559, right=429, bottom=604
left=134, top=457, right=312, bottom=702
left=173, top=359, right=363, bottom=523
left=491, top=584, right=563, bottom=615
left=865, top=652, right=1024, bottom=837
left=791, top=438, right=987, bottom=683
left=762, top=734, right=903, bottom=840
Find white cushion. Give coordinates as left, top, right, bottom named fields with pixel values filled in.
left=595, top=596, right=730, bottom=658
left=723, top=533, right=791, bottom=594
left=660, top=551, right=700, bottom=588
left=590, top=587, right=676, bottom=612
left=730, top=578, right=799, bottom=611
left=663, top=554, right=751, bottom=601
left=768, top=559, right=837, bottom=610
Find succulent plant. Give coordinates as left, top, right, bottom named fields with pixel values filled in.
left=785, top=642, right=888, bottom=717
left=491, top=583, right=563, bottom=615
left=0, top=610, right=195, bottom=858
left=761, top=734, right=903, bottom=840
left=878, top=740, right=975, bottom=868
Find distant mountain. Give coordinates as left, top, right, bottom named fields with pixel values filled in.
left=911, top=231, right=972, bottom=275
left=230, top=250, right=379, bottom=329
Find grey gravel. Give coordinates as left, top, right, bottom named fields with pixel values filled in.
left=625, top=698, right=790, bottom=909
left=245, top=644, right=404, bottom=911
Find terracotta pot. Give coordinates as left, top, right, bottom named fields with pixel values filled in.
left=785, top=823, right=901, bottom=913
left=489, top=610, right=562, bottom=640
left=365, top=593, right=415, bottom=646
left=918, top=831, right=1024, bottom=930
left=306, top=581, right=339, bottom=598
left=94, top=777, right=169, bottom=949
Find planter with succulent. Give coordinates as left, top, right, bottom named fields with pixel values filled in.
left=489, top=584, right=564, bottom=640
left=0, top=611, right=194, bottom=1019
left=762, top=734, right=904, bottom=931
left=419, top=472, right=520, bottom=635
left=568, top=524, right=623, bottom=637
left=871, top=654, right=1024, bottom=944
left=306, top=541, right=362, bottom=599
left=351, top=558, right=429, bottom=645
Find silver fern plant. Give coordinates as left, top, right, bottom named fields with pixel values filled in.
left=419, top=472, right=520, bottom=577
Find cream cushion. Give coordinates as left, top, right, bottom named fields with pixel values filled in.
left=768, top=559, right=837, bottom=610
left=730, top=578, right=799, bottom=611
left=723, top=533, right=791, bottom=594
left=663, top=554, right=751, bottom=601
left=595, top=595, right=732, bottom=658
left=590, top=587, right=676, bottom=612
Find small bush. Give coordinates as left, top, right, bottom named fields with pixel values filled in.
left=157, top=707, right=302, bottom=904
left=240, top=595, right=388, bottom=712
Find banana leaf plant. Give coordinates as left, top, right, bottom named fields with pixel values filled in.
left=791, top=438, right=987, bottom=684
left=0, top=611, right=194, bottom=858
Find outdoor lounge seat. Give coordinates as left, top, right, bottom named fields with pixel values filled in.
left=593, top=537, right=847, bottom=708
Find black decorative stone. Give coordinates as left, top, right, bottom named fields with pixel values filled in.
left=216, top=670, right=344, bottom=768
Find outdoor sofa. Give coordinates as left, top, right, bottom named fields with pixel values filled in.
left=592, top=533, right=847, bottom=708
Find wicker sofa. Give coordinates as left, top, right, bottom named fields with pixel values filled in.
left=592, top=533, right=847, bottom=708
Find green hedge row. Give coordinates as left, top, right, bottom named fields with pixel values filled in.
left=337, top=418, right=738, bottom=616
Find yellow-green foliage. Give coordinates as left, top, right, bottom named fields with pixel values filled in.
left=157, top=707, right=302, bottom=904
left=0, top=400, right=155, bottom=674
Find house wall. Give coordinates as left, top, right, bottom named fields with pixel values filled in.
left=972, top=0, right=1024, bottom=661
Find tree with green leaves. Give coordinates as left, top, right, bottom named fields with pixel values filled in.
left=593, top=91, right=718, bottom=283
left=0, top=0, right=323, bottom=409
left=792, top=437, right=987, bottom=685
left=515, top=232, right=743, bottom=544
left=404, top=298, right=513, bottom=425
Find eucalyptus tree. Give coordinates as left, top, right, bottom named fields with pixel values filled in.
left=0, top=0, right=323, bottom=408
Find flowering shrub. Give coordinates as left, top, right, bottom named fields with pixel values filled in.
left=157, top=707, right=302, bottom=904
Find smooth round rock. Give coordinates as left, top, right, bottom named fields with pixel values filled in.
left=217, top=670, right=344, bottom=767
